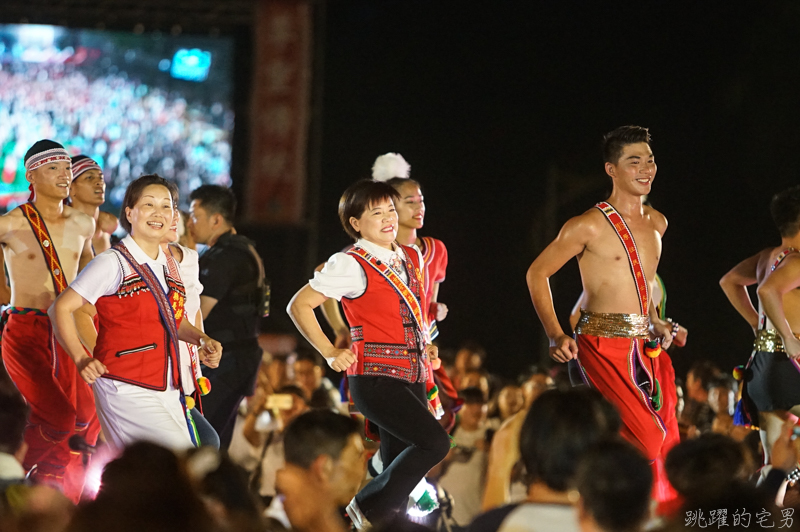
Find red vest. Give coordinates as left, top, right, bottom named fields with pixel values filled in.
left=341, top=245, right=428, bottom=384
left=94, top=252, right=186, bottom=391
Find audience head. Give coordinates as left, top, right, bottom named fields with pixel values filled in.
left=460, top=369, right=490, bottom=400
left=496, top=384, right=524, bottom=421
left=70, top=442, right=213, bottom=532
left=521, top=367, right=553, bottom=408
left=454, top=341, right=486, bottom=374
left=685, top=360, right=719, bottom=401
left=520, top=388, right=620, bottom=492
left=770, top=184, right=800, bottom=238
left=665, top=433, right=753, bottom=504
left=576, top=439, right=652, bottom=532
left=458, top=387, right=488, bottom=429
left=707, top=376, right=735, bottom=416
left=292, top=349, right=324, bottom=399
left=283, top=409, right=365, bottom=506
left=188, top=185, right=236, bottom=245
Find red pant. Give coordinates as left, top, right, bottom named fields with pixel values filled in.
left=576, top=334, right=666, bottom=461
left=2, top=312, right=98, bottom=502
left=653, top=352, right=680, bottom=503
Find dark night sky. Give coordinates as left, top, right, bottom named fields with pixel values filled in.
left=312, top=1, right=800, bottom=380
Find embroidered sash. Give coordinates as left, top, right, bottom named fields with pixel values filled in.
left=19, top=203, right=68, bottom=295
left=347, top=246, right=427, bottom=340
left=595, top=202, right=650, bottom=314
left=113, top=242, right=183, bottom=366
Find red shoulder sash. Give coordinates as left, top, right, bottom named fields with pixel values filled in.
left=19, top=203, right=68, bottom=295
left=595, top=202, right=650, bottom=314
left=347, top=245, right=428, bottom=339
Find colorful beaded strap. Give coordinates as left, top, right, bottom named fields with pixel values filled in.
left=19, top=203, right=67, bottom=295
left=347, top=246, right=427, bottom=339
left=595, top=202, right=650, bottom=314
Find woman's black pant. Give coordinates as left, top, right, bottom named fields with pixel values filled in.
left=348, top=375, right=451, bottom=522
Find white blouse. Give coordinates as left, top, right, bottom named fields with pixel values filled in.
left=309, top=238, right=423, bottom=301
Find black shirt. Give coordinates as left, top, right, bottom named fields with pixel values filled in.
left=199, top=232, right=263, bottom=347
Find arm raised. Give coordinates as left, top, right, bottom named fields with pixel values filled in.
left=720, top=251, right=762, bottom=332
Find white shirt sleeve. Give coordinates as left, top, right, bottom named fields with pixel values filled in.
left=309, top=252, right=366, bottom=301
left=70, top=252, right=123, bottom=305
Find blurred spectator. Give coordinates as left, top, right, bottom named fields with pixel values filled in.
left=489, top=384, right=524, bottom=429
left=452, top=342, right=487, bottom=389
left=575, top=440, right=652, bottom=532
left=243, top=385, right=308, bottom=505
left=0, top=382, right=30, bottom=523
left=679, top=360, right=719, bottom=437
left=665, top=433, right=754, bottom=509
left=469, top=388, right=620, bottom=532
left=190, top=185, right=268, bottom=450
left=438, top=387, right=490, bottom=526
left=708, top=376, right=750, bottom=441
left=271, top=409, right=366, bottom=532
left=67, top=442, right=214, bottom=532
left=520, top=367, right=553, bottom=409
left=0, top=61, right=232, bottom=210
left=185, top=447, right=264, bottom=532
left=292, top=349, right=343, bottom=412
left=459, top=369, right=490, bottom=400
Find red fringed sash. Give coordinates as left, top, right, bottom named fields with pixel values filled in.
left=19, top=203, right=68, bottom=296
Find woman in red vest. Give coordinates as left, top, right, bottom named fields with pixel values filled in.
left=50, top=174, right=222, bottom=453
left=288, top=179, right=451, bottom=529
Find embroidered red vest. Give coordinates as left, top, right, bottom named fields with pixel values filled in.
left=94, top=250, right=186, bottom=391
left=341, top=245, right=428, bottom=384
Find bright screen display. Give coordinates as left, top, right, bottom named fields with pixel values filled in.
left=0, top=24, right=234, bottom=210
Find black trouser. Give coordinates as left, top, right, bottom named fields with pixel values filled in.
left=348, top=375, right=451, bottom=523
left=201, top=344, right=262, bottom=449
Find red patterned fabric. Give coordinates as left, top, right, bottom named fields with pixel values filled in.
left=576, top=334, right=666, bottom=461
left=2, top=312, right=97, bottom=502
left=342, top=245, right=428, bottom=384
left=19, top=203, right=68, bottom=295
left=93, top=251, right=185, bottom=391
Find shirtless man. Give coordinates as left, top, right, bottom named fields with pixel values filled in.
left=69, top=155, right=118, bottom=253
left=0, top=140, right=96, bottom=502
left=526, top=125, right=674, bottom=464
left=720, top=185, right=800, bottom=463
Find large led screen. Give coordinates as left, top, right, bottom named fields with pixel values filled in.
left=0, top=23, right=234, bottom=210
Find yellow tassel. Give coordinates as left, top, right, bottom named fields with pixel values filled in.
left=185, top=396, right=196, bottom=410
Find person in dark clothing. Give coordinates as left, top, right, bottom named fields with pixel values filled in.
left=189, top=185, right=268, bottom=450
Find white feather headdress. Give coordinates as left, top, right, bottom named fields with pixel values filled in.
left=372, top=153, right=410, bottom=182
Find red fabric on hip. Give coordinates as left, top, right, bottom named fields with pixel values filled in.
left=576, top=334, right=666, bottom=461
left=2, top=313, right=96, bottom=502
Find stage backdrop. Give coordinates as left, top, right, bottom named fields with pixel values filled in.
left=245, top=0, right=313, bottom=225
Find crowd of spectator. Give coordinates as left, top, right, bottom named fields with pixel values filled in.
left=0, top=64, right=232, bottom=209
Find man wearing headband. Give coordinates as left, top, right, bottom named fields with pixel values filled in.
left=0, top=139, right=97, bottom=502
left=69, top=155, right=119, bottom=254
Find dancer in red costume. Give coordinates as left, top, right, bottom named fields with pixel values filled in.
left=527, top=126, right=674, bottom=467
left=0, top=140, right=97, bottom=502
left=289, top=180, right=450, bottom=529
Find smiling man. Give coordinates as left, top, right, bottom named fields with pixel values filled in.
left=68, top=155, right=119, bottom=254
left=0, top=139, right=96, bottom=502
left=526, top=126, right=675, bottom=467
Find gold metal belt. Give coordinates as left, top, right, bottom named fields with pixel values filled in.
left=753, top=329, right=799, bottom=353
left=575, top=310, right=650, bottom=339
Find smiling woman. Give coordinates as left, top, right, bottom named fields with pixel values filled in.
left=49, top=174, right=224, bottom=453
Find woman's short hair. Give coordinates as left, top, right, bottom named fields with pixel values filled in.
left=338, top=180, right=400, bottom=241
